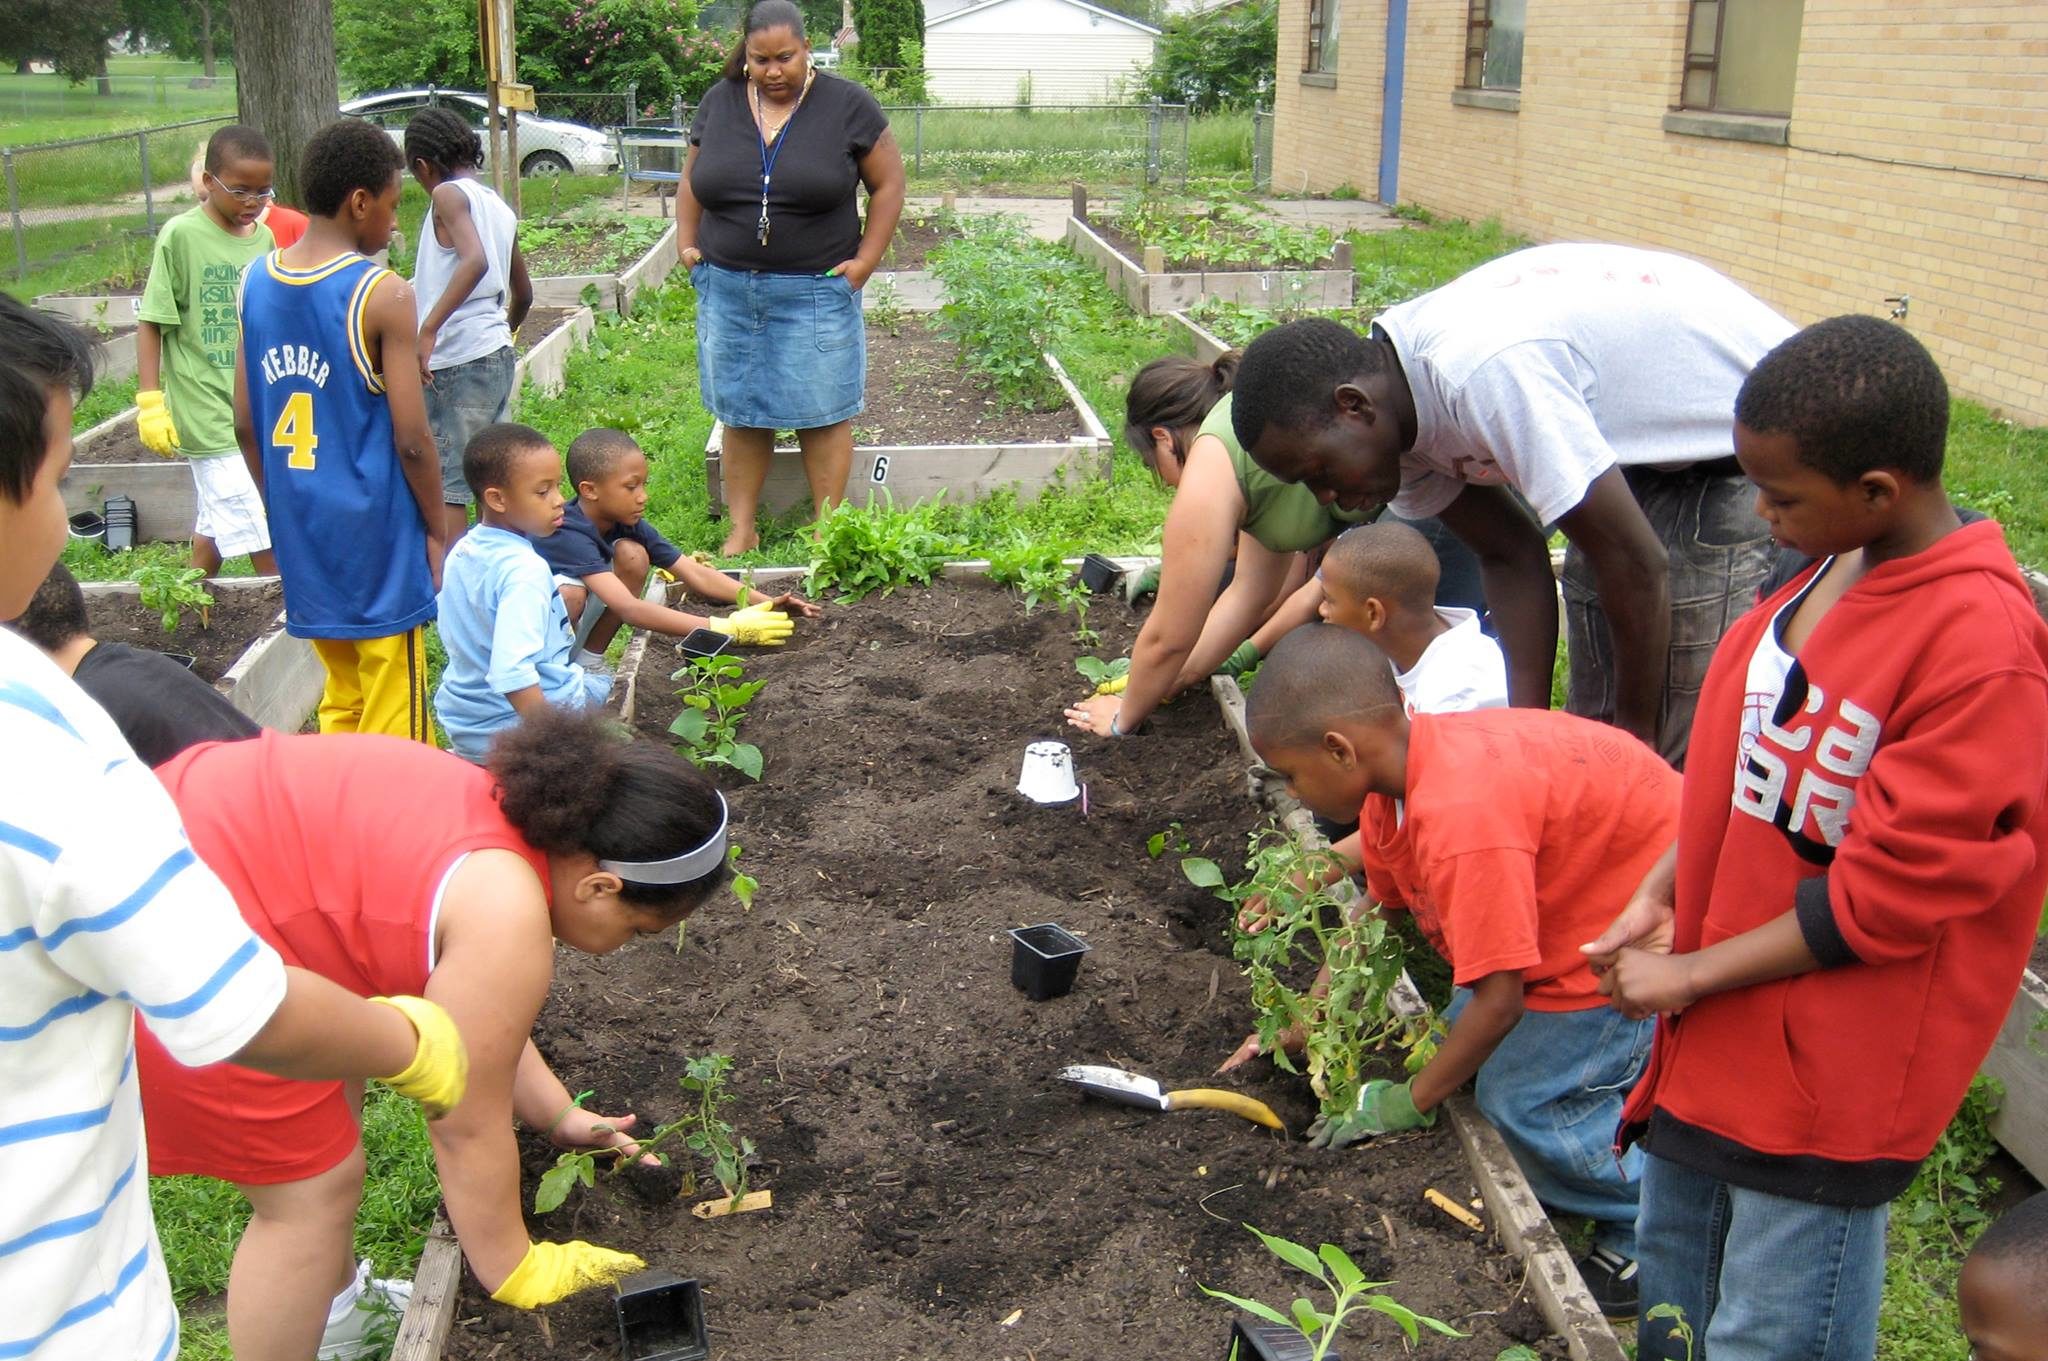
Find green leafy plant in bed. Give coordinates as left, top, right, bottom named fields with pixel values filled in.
left=1183, top=825, right=1412, bottom=1119
left=521, top=212, right=669, bottom=278
left=1203, top=1221, right=1461, bottom=1358
left=806, top=496, right=963, bottom=602
left=1113, top=195, right=1336, bottom=269
left=534, top=1055, right=754, bottom=1213
left=135, top=561, right=213, bottom=631
left=929, top=214, right=1111, bottom=410
left=986, top=534, right=1098, bottom=645
left=670, top=653, right=765, bottom=781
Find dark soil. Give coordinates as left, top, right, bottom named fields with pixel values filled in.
left=515, top=306, right=580, bottom=353
left=70, top=409, right=151, bottom=465
left=1095, top=220, right=1335, bottom=275
left=854, top=318, right=1078, bottom=446
left=84, top=580, right=282, bottom=683
left=527, top=222, right=667, bottom=278
left=443, top=581, right=1565, bottom=1361
left=879, top=213, right=958, bottom=272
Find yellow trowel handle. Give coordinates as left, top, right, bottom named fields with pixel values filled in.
left=1163, top=1088, right=1285, bottom=1131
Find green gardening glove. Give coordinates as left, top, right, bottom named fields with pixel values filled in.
left=1214, top=640, right=1261, bottom=678
left=1305, top=1079, right=1435, bottom=1149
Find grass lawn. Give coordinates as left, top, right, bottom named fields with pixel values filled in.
left=0, top=56, right=237, bottom=149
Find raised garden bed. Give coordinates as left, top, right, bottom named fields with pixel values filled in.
left=1065, top=187, right=1355, bottom=316
left=704, top=318, right=1111, bottom=516
left=33, top=286, right=144, bottom=327
left=76, top=576, right=322, bottom=732
left=409, top=576, right=1578, bottom=1360
left=61, top=307, right=596, bottom=543
left=528, top=219, right=677, bottom=316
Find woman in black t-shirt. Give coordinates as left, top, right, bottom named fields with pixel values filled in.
left=680, top=0, right=907, bottom=555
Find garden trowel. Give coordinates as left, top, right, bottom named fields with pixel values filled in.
left=1056, top=1064, right=1284, bottom=1131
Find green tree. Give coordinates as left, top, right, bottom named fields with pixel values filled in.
left=335, top=0, right=730, bottom=108
left=1145, top=0, right=1274, bottom=113
left=0, top=0, right=124, bottom=90
left=850, top=0, right=919, bottom=78
left=334, top=0, right=482, bottom=93
left=122, top=0, right=234, bottom=78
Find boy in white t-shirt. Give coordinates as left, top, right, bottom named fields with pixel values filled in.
left=0, top=295, right=465, bottom=1361
left=1317, top=521, right=1508, bottom=716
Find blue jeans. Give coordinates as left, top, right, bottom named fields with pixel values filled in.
left=1563, top=464, right=1771, bottom=766
left=1447, top=989, right=1651, bottom=1256
left=425, top=345, right=517, bottom=505
left=1635, top=1152, right=1888, bottom=1361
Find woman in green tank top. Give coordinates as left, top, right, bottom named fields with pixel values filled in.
left=1064, top=353, right=1369, bottom=738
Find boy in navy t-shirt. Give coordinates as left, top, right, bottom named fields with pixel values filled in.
left=528, top=428, right=814, bottom=665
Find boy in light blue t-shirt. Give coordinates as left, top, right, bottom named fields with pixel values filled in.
left=433, top=423, right=610, bottom=761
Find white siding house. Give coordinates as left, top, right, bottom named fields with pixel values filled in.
left=925, top=0, right=1160, bottom=106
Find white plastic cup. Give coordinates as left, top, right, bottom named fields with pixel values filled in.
left=1016, top=740, right=1080, bottom=804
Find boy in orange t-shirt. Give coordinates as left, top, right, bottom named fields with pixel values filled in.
left=1240, top=624, right=1679, bottom=1319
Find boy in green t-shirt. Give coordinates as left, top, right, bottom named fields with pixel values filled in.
left=137, top=124, right=280, bottom=575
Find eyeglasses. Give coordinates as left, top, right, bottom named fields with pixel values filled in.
left=206, top=172, right=277, bottom=203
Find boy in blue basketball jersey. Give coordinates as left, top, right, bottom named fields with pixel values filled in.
left=233, top=119, right=444, bottom=740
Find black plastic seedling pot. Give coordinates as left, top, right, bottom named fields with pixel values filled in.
left=678, top=627, right=734, bottom=661
left=102, top=495, right=137, bottom=553
left=67, top=511, right=106, bottom=543
left=1080, top=553, right=1123, bottom=594
left=164, top=653, right=197, bottom=670
left=1008, top=923, right=1090, bottom=1001
left=614, top=1270, right=709, bottom=1361
left=1228, top=1319, right=1316, bottom=1361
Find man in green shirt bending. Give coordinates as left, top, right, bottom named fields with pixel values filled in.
left=136, top=124, right=280, bottom=575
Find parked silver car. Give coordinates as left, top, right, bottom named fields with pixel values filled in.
left=340, top=89, right=618, bottom=177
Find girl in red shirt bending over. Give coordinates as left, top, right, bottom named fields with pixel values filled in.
left=136, top=707, right=732, bottom=1361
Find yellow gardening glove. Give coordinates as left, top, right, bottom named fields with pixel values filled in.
left=490, top=1241, right=648, bottom=1308
left=136, top=389, right=181, bottom=456
left=706, top=603, right=794, bottom=647
left=368, top=995, right=468, bottom=1120
left=1093, top=673, right=1129, bottom=697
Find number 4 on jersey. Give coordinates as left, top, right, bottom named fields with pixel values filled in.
left=272, top=391, right=319, bottom=470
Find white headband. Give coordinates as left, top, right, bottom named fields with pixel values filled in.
left=598, top=793, right=730, bottom=886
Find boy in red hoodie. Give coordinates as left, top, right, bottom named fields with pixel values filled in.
left=1585, top=315, right=2048, bottom=1361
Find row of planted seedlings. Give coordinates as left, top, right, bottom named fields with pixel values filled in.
left=394, top=502, right=1616, bottom=1361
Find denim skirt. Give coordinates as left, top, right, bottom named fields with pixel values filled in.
left=692, top=261, right=866, bottom=430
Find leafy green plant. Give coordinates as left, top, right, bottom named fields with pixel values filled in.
left=986, top=535, right=1101, bottom=644
left=534, top=1055, right=753, bottom=1214
left=135, top=561, right=213, bottom=632
left=1876, top=1076, right=2005, bottom=1360
left=805, top=497, right=963, bottom=602
left=669, top=654, right=765, bottom=781
left=1183, top=825, right=1409, bottom=1118
left=1074, top=654, right=1129, bottom=689
left=1203, top=1221, right=1461, bottom=1358
left=866, top=275, right=906, bottom=337
left=1114, top=195, right=1336, bottom=270
left=729, top=843, right=758, bottom=911
left=1146, top=820, right=1189, bottom=859
left=930, top=215, right=1112, bottom=410
left=1643, top=1304, right=1696, bottom=1360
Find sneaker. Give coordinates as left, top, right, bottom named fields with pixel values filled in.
left=1576, top=1246, right=1639, bottom=1323
left=316, top=1259, right=414, bottom=1361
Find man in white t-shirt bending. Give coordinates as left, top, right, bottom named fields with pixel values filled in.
left=0, top=294, right=466, bottom=1361
left=1231, top=243, right=1796, bottom=765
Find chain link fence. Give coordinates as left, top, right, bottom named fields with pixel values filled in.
left=3, top=114, right=237, bottom=288
left=1251, top=106, right=1274, bottom=192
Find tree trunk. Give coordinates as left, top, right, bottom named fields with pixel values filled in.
left=199, top=1, right=217, bottom=80
left=15, top=57, right=32, bottom=75
left=227, top=0, right=337, bottom=208
left=94, top=48, right=110, bottom=96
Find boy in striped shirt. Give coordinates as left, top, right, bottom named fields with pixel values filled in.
left=0, top=296, right=466, bottom=1360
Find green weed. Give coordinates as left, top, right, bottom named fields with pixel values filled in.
left=1114, top=194, right=1337, bottom=268
left=1876, top=1077, right=2003, bottom=1360
left=135, top=560, right=212, bottom=631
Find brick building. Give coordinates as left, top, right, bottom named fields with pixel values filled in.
left=1272, top=2, right=2048, bottom=422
